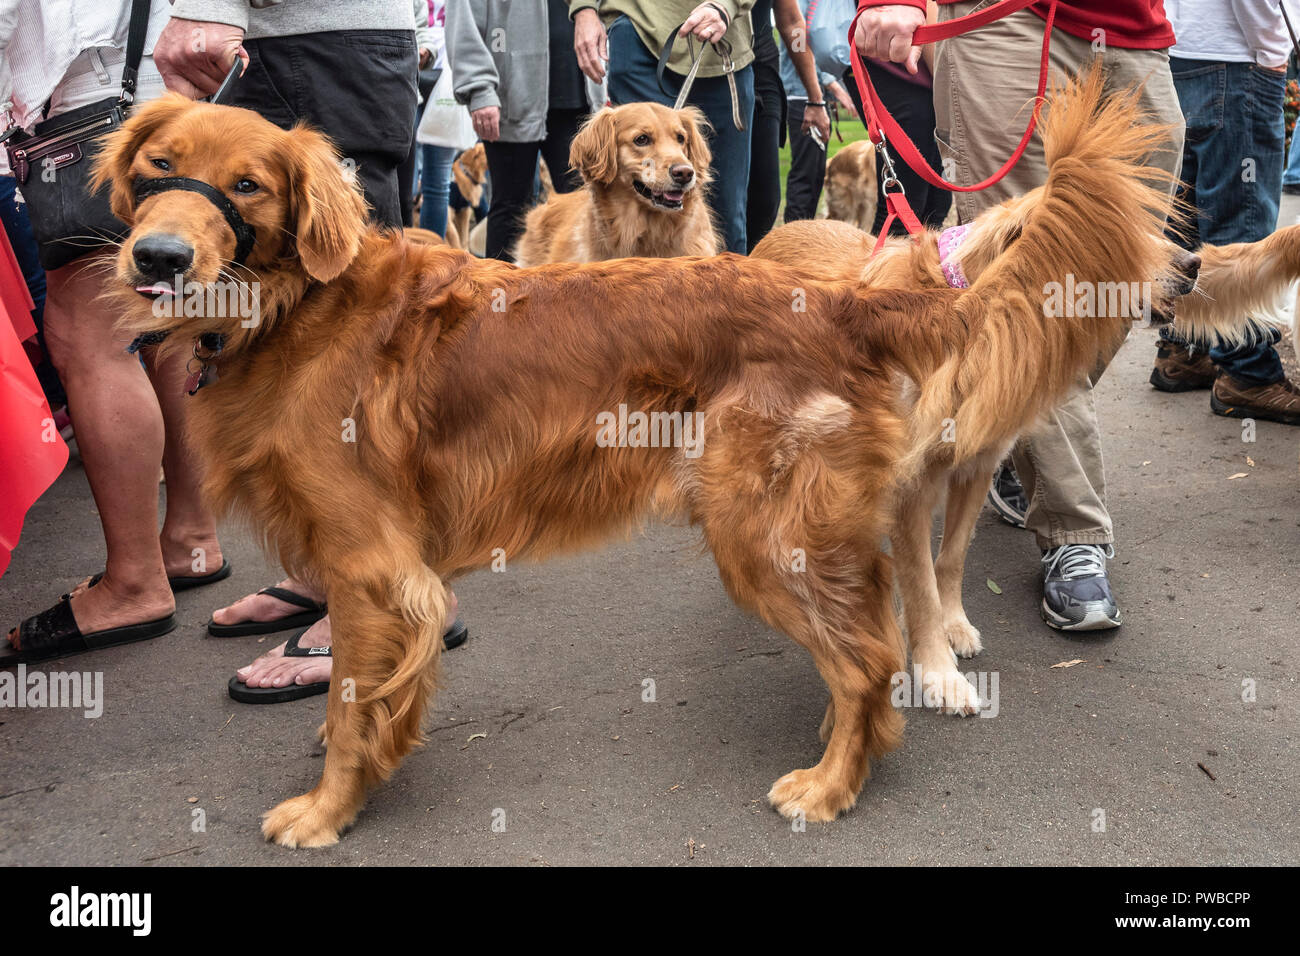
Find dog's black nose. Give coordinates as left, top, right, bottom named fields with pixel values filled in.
left=669, top=164, right=694, bottom=185
left=132, top=234, right=194, bottom=281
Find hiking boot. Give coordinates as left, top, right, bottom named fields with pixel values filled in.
left=986, top=460, right=1028, bottom=529
left=1040, top=544, right=1121, bottom=631
left=1210, top=374, right=1300, bottom=426
left=1150, top=341, right=1216, bottom=392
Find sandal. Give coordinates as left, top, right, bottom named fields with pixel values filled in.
left=226, top=628, right=331, bottom=704
left=225, top=618, right=468, bottom=705
left=1, top=597, right=176, bottom=667
left=61, top=559, right=233, bottom=601
left=206, top=586, right=327, bottom=638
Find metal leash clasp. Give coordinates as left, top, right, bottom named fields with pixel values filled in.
left=875, top=133, right=905, bottom=196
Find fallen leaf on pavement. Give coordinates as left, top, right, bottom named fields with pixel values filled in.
left=1051, top=659, right=1086, bottom=668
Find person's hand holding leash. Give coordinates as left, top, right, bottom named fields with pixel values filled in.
left=802, top=101, right=831, bottom=141
left=471, top=105, right=500, bottom=142
left=574, top=8, right=609, bottom=83
left=680, top=3, right=729, bottom=44
left=853, top=3, right=925, bottom=75
left=155, top=18, right=249, bottom=98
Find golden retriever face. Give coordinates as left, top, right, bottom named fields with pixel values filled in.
left=90, top=93, right=368, bottom=344
left=452, top=142, right=487, bottom=207
left=569, top=103, right=712, bottom=212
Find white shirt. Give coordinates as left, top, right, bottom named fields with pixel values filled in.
left=1167, top=0, right=1290, bottom=68
left=0, top=0, right=171, bottom=129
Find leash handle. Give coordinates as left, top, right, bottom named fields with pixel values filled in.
left=657, top=21, right=745, bottom=129
left=208, top=56, right=246, bottom=106
left=849, top=0, right=1058, bottom=234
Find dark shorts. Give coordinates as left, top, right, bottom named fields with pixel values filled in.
left=223, top=30, right=418, bottom=228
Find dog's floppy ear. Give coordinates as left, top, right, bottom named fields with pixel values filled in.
left=286, top=124, right=368, bottom=283
left=680, top=106, right=713, bottom=180
left=89, top=93, right=194, bottom=223
left=570, top=109, right=620, bottom=186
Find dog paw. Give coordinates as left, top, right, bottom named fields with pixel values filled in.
left=913, top=652, right=983, bottom=717
left=944, top=617, right=983, bottom=658
left=768, top=768, right=857, bottom=823
left=261, top=792, right=346, bottom=849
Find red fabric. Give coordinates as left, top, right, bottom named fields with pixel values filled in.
left=0, top=230, right=67, bottom=579
left=856, top=0, right=1174, bottom=50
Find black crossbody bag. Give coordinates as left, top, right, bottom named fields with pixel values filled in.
left=3, top=0, right=150, bottom=270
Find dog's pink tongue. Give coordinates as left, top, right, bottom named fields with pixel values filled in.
left=663, top=190, right=684, bottom=202
left=135, top=282, right=174, bottom=295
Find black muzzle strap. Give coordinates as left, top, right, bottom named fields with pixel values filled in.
left=133, top=175, right=256, bottom=265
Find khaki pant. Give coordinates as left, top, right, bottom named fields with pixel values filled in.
left=932, top=2, right=1185, bottom=548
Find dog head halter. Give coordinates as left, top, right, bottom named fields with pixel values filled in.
left=131, top=175, right=256, bottom=266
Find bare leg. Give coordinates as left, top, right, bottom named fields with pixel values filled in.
left=143, top=348, right=222, bottom=578
left=29, top=256, right=175, bottom=634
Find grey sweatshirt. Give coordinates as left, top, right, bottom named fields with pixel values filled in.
left=170, top=0, right=414, bottom=40
left=444, top=0, right=549, bottom=143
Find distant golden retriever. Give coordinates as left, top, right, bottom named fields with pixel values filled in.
left=515, top=102, right=720, bottom=265
left=78, top=70, right=1194, bottom=848
left=824, top=139, right=877, bottom=230
left=446, top=143, right=486, bottom=250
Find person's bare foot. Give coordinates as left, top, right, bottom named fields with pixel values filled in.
left=236, top=615, right=334, bottom=689
left=231, top=591, right=459, bottom=689
left=211, top=578, right=324, bottom=628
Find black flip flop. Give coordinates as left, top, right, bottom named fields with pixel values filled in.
left=206, top=586, right=327, bottom=638
left=61, top=559, right=233, bottom=601
left=1, top=597, right=176, bottom=667
left=225, top=618, right=468, bottom=705
left=227, top=627, right=331, bottom=704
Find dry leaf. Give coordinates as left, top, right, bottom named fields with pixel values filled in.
left=1051, top=659, right=1086, bottom=668
left=1227, top=472, right=1248, bottom=480
left=466, top=732, right=487, bottom=743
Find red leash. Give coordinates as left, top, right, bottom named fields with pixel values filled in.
left=848, top=0, right=1059, bottom=250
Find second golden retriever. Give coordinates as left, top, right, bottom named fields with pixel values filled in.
left=515, top=102, right=720, bottom=265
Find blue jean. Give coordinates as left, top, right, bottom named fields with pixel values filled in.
left=1162, top=58, right=1286, bottom=385
left=419, top=144, right=456, bottom=236
left=606, top=15, right=755, bottom=253
left=0, top=175, right=63, bottom=406
left=1285, top=115, right=1300, bottom=187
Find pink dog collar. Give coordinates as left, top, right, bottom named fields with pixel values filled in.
left=937, top=224, right=972, bottom=289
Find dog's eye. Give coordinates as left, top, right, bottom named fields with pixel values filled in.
left=677, top=133, right=686, bottom=144
left=234, top=178, right=259, bottom=195
left=633, top=134, right=651, bottom=147
left=151, top=157, right=170, bottom=171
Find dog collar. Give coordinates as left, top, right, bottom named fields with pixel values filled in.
left=126, top=330, right=225, bottom=395
left=937, top=224, right=972, bottom=289
left=133, top=175, right=256, bottom=266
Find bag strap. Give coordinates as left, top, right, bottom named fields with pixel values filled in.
left=119, top=0, right=152, bottom=104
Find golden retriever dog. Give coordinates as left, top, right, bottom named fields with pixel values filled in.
left=84, top=70, right=1189, bottom=847
left=514, top=102, right=720, bottom=266
left=824, top=139, right=878, bottom=230
left=446, top=142, right=487, bottom=251
left=753, top=74, right=1270, bottom=712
